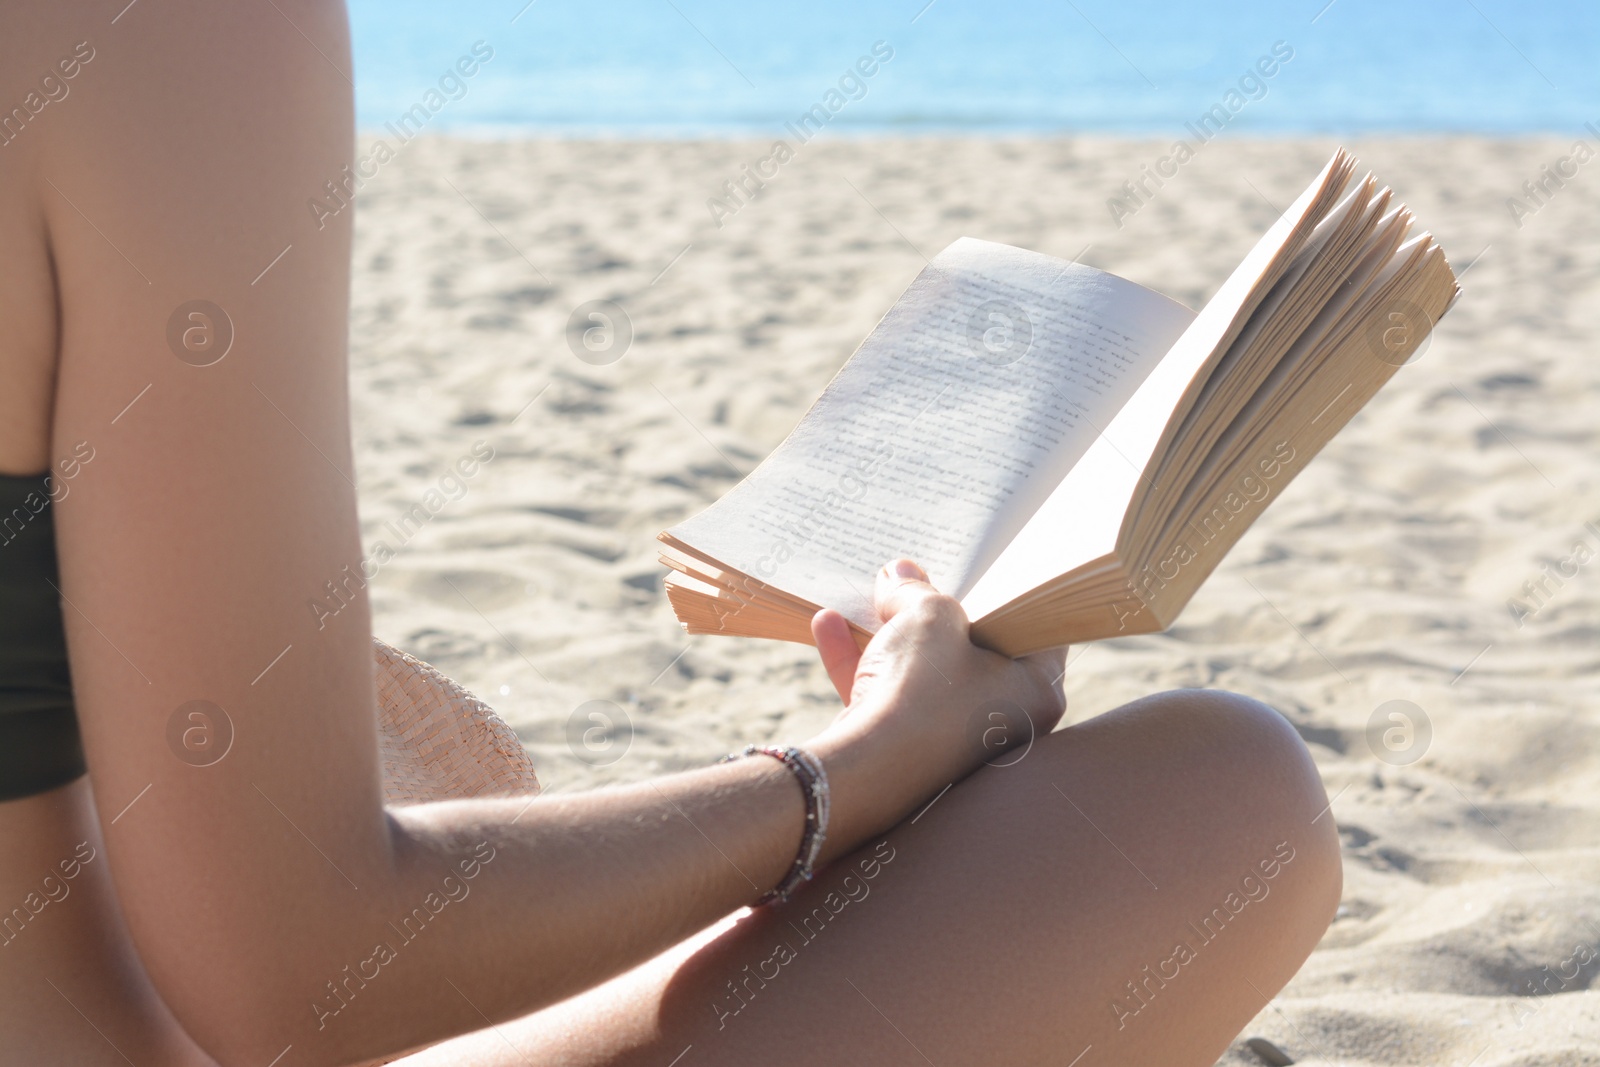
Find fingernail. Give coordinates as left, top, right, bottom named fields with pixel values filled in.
left=891, top=559, right=926, bottom=581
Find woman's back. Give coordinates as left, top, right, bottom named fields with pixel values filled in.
left=0, top=9, right=158, bottom=1060
left=0, top=782, right=213, bottom=1063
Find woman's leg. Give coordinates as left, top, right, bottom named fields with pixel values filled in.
left=398, top=689, right=1341, bottom=1067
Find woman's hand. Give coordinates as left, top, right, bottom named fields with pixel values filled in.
left=804, top=559, right=1067, bottom=861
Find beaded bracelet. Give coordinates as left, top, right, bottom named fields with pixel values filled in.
left=720, top=744, right=830, bottom=906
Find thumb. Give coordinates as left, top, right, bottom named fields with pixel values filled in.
left=874, top=558, right=955, bottom=625
left=811, top=608, right=863, bottom=703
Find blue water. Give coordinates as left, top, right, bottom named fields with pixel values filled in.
left=348, top=0, right=1600, bottom=135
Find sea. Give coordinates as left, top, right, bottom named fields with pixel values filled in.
left=347, top=0, right=1598, bottom=136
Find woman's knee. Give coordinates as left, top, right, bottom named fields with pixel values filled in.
left=1062, top=688, right=1342, bottom=917
left=1081, top=688, right=1327, bottom=807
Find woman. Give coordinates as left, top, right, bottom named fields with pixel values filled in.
left=0, top=3, right=1340, bottom=1064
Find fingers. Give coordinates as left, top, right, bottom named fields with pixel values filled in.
left=873, top=558, right=965, bottom=630
left=1018, top=645, right=1069, bottom=676
left=811, top=608, right=863, bottom=704
left=1019, top=645, right=1070, bottom=702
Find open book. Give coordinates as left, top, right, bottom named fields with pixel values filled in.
left=658, top=150, right=1460, bottom=657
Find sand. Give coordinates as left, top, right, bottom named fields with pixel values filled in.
left=348, top=134, right=1600, bottom=1065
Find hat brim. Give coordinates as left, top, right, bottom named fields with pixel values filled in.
left=374, top=637, right=541, bottom=806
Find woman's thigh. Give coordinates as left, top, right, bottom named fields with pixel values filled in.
left=397, top=689, right=1342, bottom=1067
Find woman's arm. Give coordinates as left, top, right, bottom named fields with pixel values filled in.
left=37, top=4, right=1063, bottom=1064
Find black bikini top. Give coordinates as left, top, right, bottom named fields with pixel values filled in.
left=0, top=473, right=85, bottom=800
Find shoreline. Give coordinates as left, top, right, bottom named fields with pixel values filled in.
left=354, top=127, right=1596, bottom=141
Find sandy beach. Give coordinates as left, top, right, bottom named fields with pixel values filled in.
left=348, top=134, right=1600, bottom=1065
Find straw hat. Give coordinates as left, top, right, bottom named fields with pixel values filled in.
left=373, top=637, right=540, bottom=805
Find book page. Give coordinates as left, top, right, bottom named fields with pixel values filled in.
left=963, top=154, right=1353, bottom=625
left=665, top=237, right=1195, bottom=630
